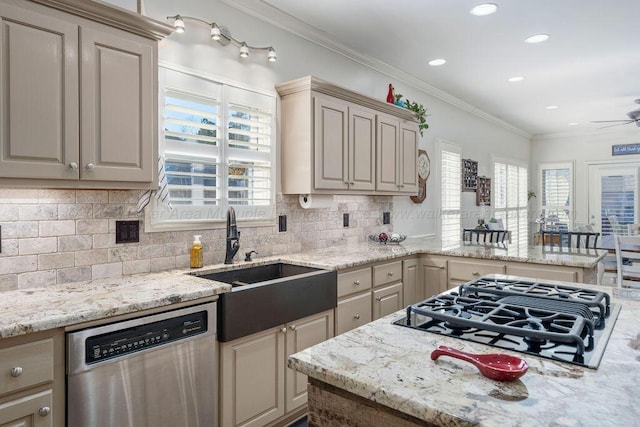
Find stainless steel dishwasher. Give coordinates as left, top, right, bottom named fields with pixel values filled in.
left=67, top=302, right=217, bottom=427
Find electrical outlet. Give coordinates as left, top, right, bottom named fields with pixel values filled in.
left=279, top=215, right=287, bottom=232
left=383, top=212, right=391, bottom=224
left=343, top=213, right=349, bottom=227
left=116, top=220, right=140, bottom=243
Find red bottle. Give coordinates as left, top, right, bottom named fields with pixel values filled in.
left=386, top=83, right=395, bottom=103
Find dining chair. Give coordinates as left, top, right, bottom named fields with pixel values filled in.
left=540, top=230, right=599, bottom=249
left=614, top=234, right=640, bottom=288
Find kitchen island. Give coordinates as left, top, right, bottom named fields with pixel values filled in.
left=288, top=277, right=640, bottom=426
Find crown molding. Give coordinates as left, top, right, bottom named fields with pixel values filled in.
left=221, top=0, right=531, bottom=139
left=532, top=127, right=640, bottom=141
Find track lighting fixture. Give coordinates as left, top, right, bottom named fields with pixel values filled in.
left=167, top=15, right=277, bottom=63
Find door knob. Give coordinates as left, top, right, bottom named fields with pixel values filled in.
left=86, top=163, right=95, bottom=170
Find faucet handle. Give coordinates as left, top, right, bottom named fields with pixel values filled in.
left=244, top=250, right=258, bottom=262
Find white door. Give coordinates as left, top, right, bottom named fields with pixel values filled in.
left=588, top=163, right=639, bottom=234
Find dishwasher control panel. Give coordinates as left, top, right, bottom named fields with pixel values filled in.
left=85, top=310, right=208, bottom=364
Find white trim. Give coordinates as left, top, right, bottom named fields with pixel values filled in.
left=538, top=161, right=574, bottom=226
left=221, top=0, right=531, bottom=139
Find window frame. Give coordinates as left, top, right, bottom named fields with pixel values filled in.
left=493, top=156, right=529, bottom=245
left=438, top=139, right=462, bottom=244
left=144, top=64, right=277, bottom=232
left=538, top=161, right=574, bottom=229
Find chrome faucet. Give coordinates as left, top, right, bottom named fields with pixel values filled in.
left=225, top=207, right=240, bottom=264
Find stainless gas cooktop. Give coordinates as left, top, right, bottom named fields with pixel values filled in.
left=394, top=277, right=620, bottom=368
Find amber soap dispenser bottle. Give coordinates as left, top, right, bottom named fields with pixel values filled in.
left=190, top=235, right=203, bottom=268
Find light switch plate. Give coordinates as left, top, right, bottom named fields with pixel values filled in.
left=343, top=213, right=349, bottom=227
left=116, top=220, right=140, bottom=243
left=279, top=215, right=287, bottom=232
left=383, top=212, right=391, bottom=224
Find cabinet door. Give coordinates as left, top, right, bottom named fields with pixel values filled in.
left=348, top=106, right=375, bottom=190
left=81, top=26, right=154, bottom=182
left=314, top=96, right=348, bottom=190
left=399, top=122, right=418, bottom=193
left=336, top=293, right=372, bottom=336
left=285, top=310, right=334, bottom=413
left=0, top=3, right=79, bottom=180
left=420, top=256, right=448, bottom=299
left=220, top=326, right=285, bottom=427
left=0, top=390, right=53, bottom=427
left=372, top=282, right=403, bottom=320
left=402, top=258, right=419, bottom=306
left=376, top=114, right=400, bottom=192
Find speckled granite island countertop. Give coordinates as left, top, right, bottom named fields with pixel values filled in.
left=0, top=271, right=231, bottom=338
left=280, top=238, right=606, bottom=270
left=288, top=278, right=640, bottom=426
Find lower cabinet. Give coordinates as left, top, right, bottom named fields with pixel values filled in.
left=336, top=292, right=372, bottom=336
left=0, top=329, right=64, bottom=427
left=447, top=258, right=506, bottom=288
left=372, top=282, right=403, bottom=320
left=419, top=255, right=448, bottom=300
left=506, top=263, right=580, bottom=283
left=402, top=257, right=419, bottom=306
left=219, top=310, right=334, bottom=427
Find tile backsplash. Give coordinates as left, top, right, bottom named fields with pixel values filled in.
left=0, top=189, right=391, bottom=291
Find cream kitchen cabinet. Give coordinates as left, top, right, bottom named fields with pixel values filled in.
left=372, top=260, right=403, bottom=320
left=447, top=258, right=506, bottom=288
left=402, top=257, right=419, bottom=306
left=419, top=255, right=449, bottom=300
left=276, top=76, right=419, bottom=196
left=505, top=263, right=584, bottom=283
left=0, top=330, right=64, bottom=427
left=219, top=310, right=333, bottom=427
left=313, top=95, right=376, bottom=191
left=0, top=0, right=171, bottom=188
left=375, top=114, right=418, bottom=194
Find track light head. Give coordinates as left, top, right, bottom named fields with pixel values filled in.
left=239, top=43, right=249, bottom=59
left=210, top=23, right=221, bottom=40
left=173, top=15, right=185, bottom=33
left=267, top=47, right=277, bottom=62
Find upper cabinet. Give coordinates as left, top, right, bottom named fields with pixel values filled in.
left=276, top=76, right=419, bottom=195
left=0, top=0, right=173, bottom=188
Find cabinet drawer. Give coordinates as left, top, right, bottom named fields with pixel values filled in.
left=337, top=268, right=372, bottom=298
left=0, top=389, right=53, bottom=426
left=335, top=293, right=372, bottom=336
left=0, top=339, right=54, bottom=396
left=448, top=259, right=505, bottom=283
left=506, top=264, right=579, bottom=283
left=373, top=261, right=402, bottom=287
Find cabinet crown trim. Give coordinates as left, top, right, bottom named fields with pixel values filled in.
left=276, top=76, right=417, bottom=122
left=30, top=0, right=174, bottom=40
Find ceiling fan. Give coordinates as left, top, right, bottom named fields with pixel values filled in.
left=592, top=99, right=640, bottom=129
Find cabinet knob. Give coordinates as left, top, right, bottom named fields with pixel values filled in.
left=86, top=163, right=95, bottom=170
left=10, top=367, right=23, bottom=377
left=353, top=314, right=360, bottom=320
left=439, top=266, right=445, bottom=270
left=387, top=272, right=394, bottom=276
left=353, top=280, right=360, bottom=286
left=69, top=162, right=78, bottom=170
left=349, top=181, right=355, bottom=185
left=39, top=407, right=51, bottom=417
left=281, top=327, right=287, bottom=334
left=472, top=271, right=479, bottom=276
left=289, top=325, right=296, bottom=331
left=375, top=296, right=382, bottom=302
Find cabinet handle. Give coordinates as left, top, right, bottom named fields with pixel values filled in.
left=472, top=271, right=480, bottom=276
left=86, top=163, right=95, bottom=170
left=289, top=325, right=296, bottom=331
left=353, top=314, right=360, bottom=320
left=353, top=280, right=360, bottom=286
left=10, top=367, right=23, bottom=377
left=39, top=407, right=51, bottom=417
left=281, top=327, right=287, bottom=334
left=69, top=162, right=78, bottom=170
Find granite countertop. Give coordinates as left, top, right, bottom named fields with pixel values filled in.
left=0, top=237, right=606, bottom=340
left=288, top=277, right=640, bottom=426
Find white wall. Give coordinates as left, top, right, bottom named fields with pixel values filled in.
left=530, top=129, right=640, bottom=227
left=143, top=0, right=531, bottom=239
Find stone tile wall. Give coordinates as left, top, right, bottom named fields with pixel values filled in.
left=0, top=189, right=391, bottom=291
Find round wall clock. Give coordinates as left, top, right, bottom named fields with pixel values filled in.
left=411, top=149, right=430, bottom=203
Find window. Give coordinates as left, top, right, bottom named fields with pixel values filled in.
left=440, top=142, right=461, bottom=242
left=539, top=162, right=573, bottom=228
left=148, top=67, right=276, bottom=230
left=494, top=159, right=528, bottom=244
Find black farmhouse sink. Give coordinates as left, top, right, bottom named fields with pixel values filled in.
left=192, top=263, right=337, bottom=341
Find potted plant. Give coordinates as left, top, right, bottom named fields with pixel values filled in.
left=404, top=98, right=429, bottom=137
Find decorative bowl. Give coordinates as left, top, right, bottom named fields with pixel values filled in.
left=369, top=233, right=407, bottom=245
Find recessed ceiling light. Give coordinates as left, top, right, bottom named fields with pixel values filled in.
left=568, top=122, right=579, bottom=126
left=470, top=3, right=498, bottom=16
left=545, top=105, right=559, bottom=110
left=525, top=34, right=550, bottom=44
left=508, top=76, right=525, bottom=82
left=428, top=58, right=446, bottom=66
